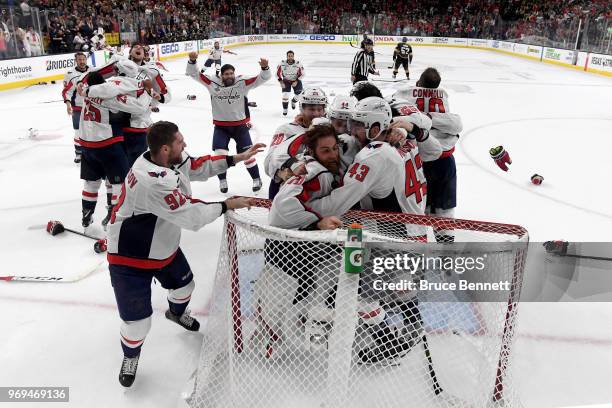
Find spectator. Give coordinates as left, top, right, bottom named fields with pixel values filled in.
left=0, top=30, right=7, bottom=59
left=26, top=26, right=42, bottom=56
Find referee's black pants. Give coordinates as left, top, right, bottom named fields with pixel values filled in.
left=352, top=74, right=368, bottom=84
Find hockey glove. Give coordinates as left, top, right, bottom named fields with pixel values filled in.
left=531, top=174, right=544, bottom=185
left=46, top=220, right=65, bottom=236
left=489, top=146, right=512, bottom=172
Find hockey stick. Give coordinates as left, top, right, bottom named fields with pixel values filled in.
left=543, top=241, right=612, bottom=262
left=395, top=300, right=443, bottom=395
left=372, top=78, right=410, bottom=83
left=0, top=260, right=104, bottom=283
left=553, top=253, right=612, bottom=262
left=47, top=220, right=101, bottom=241
left=46, top=221, right=108, bottom=253
left=422, top=333, right=443, bottom=395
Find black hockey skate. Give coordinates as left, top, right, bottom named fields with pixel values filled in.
left=165, top=309, right=200, bottom=331
left=252, top=178, right=262, bottom=192
left=101, top=206, right=113, bottom=230
left=82, top=209, right=94, bottom=229
left=219, top=179, right=228, bottom=194
left=119, top=354, right=140, bottom=387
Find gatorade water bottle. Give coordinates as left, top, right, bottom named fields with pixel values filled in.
left=344, top=223, right=363, bottom=274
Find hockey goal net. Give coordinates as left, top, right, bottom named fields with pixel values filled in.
left=187, top=198, right=528, bottom=408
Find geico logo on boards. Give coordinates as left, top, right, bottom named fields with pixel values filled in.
left=160, top=43, right=179, bottom=54
left=46, top=58, right=75, bottom=71
left=248, top=35, right=264, bottom=42
left=309, top=34, right=335, bottom=41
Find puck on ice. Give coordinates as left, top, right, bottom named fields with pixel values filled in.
left=531, top=174, right=544, bottom=185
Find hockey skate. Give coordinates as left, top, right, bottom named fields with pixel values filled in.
left=165, top=309, right=200, bottom=331
left=219, top=179, right=228, bottom=193
left=252, top=178, right=262, bottom=192
left=283, top=108, right=288, bottom=116
left=101, top=206, right=113, bottom=230
left=291, top=99, right=296, bottom=110
left=119, top=354, right=140, bottom=387
left=74, top=153, right=81, bottom=164
left=82, top=209, right=94, bottom=229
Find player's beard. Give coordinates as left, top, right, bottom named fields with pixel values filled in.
left=222, top=78, right=235, bottom=86
left=320, top=158, right=340, bottom=175
left=130, top=53, right=144, bottom=65
left=169, top=150, right=183, bottom=166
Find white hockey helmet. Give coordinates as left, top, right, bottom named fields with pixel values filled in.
left=299, top=87, right=328, bottom=111
left=328, top=95, right=355, bottom=121
left=350, top=96, right=392, bottom=140
left=116, top=58, right=139, bottom=78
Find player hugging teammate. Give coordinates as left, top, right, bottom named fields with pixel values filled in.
left=256, top=76, right=452, bottom=364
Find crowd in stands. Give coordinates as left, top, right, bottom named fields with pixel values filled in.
left=0, top=0, right=610, bottom=59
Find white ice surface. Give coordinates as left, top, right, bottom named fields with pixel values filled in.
left=1, top=43, right=611, bottom=408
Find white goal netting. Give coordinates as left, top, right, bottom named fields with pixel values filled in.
left=187, top=199, right=528, bottom=408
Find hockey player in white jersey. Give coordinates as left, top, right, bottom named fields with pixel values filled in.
left=203, top=41, right=237, bottom=77
left=269, top=124, right=342, bottom=230
left=101, top=58, right=165, bottom=166
left=392, top=67, right=463, bottom=242
left=264, top=87, right=327, bottom=199
left=276, top=50, right=305, bottom=115
left=92, top=44, right=171, bottom=106
left=76, top=71, right=152, bottom=229
left=107, top=121, right=263, bottom=387
left=62, top=52, right=90, bottom=163
left=186, top=51, right=270, bottom=193
left=87, top=44, right=172, bottom=167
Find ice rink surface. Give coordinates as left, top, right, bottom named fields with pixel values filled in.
left=1, top=43, right=611, bottom=407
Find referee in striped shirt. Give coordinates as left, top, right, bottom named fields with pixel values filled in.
left=351, top=38, right=379, bottom=84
